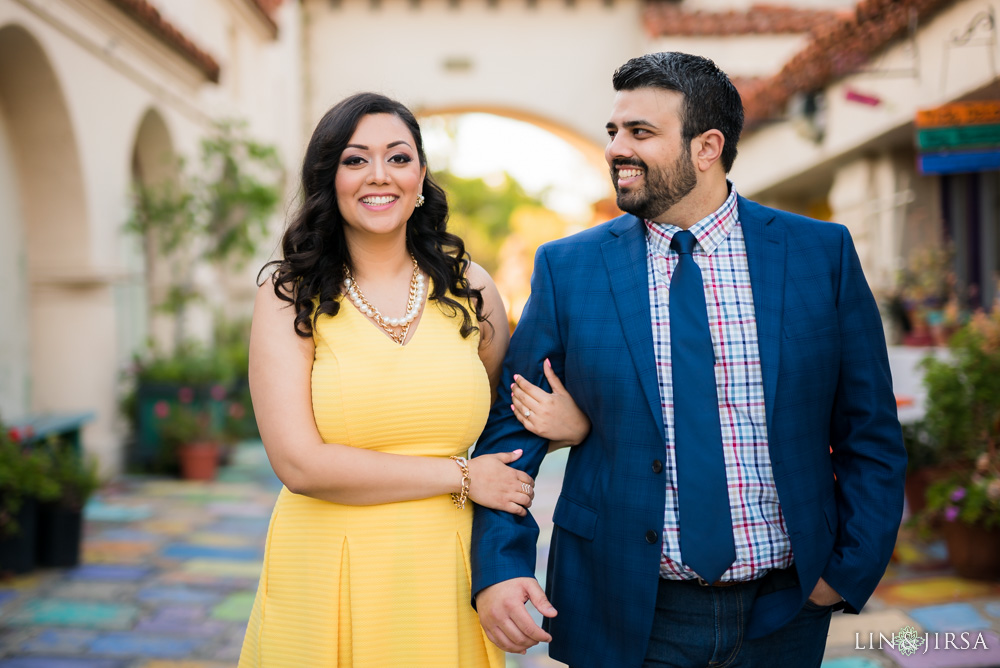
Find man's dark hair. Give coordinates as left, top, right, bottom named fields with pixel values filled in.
left=612, top=52, right=744, bottom=172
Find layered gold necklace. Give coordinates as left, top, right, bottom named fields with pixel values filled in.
left=343, top=256, right=426, bottom=345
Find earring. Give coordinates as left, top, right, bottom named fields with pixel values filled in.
left=415, top=194, right=425, bottom=208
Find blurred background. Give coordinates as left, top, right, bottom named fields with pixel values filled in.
left=1, top=0, right=997, bottom=475
left=2, top=0, right=1000, bottom=666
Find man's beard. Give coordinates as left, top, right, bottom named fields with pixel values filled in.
left=612, top=151, right=697, bottom=221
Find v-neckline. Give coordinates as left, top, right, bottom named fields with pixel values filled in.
left=346, top=278, right=431, bottom=348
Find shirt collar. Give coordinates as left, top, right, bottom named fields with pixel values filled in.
left=645, top=182, right=739, bottom=257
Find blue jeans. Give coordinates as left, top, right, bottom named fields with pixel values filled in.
left=641, top=575, right=833, bottom=667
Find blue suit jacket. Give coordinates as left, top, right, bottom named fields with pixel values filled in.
left=470, top=198, right=906, bottom=667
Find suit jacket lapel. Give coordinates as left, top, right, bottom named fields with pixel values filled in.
left=739, top=197, right=784, bottom=436
left=601, top=215, right=665, bottom=437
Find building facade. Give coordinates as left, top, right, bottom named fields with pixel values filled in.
left=1, top=0, right=996, bottom=470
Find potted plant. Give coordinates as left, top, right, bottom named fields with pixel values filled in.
left=35, top=441, right=101, bottom=568
left=924, top=451, right=1000, bottom=579
left=890, top=245, right=962, bottom=346
left=917, top=309, right=1000, bottom=578
left=124, top=344, right=236, bottom=473
left=125, top=120, right=283, bottom=350
left=121, top=121, right=279, bottom=473
left=0, top=419, right=59, bottom=574
left=902, top=420, right=947, bottom=516
left=157, top=393, right=223, bottom=481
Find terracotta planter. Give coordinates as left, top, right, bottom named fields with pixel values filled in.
left=178, top=441, right=221, bottom=481
left=905, top=469, right=933, bottom=516
left=905, top=467, right=950, bottom=516
left=942, top=520, right=1000, bottom=580
left=904, top=465, right=967, bottom=518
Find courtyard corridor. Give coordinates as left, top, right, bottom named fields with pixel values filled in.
left=1, top=443, right=1000, bottom=668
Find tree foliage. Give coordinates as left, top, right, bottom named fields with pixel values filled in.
left=434, top=170, right=541, bottom=273
left=125, top=120, right=284, bottom=346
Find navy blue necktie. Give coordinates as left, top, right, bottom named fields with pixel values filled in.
left=669, top=230, right=735, bottom=583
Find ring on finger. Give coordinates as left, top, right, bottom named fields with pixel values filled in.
left=521, top=482, right=533, bottom=494
left=523, top=408, right=531, bottom=418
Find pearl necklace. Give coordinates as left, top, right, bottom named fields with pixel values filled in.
left=343, top=256, right=425, bottom=345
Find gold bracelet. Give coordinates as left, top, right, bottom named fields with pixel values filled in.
left=450, top=455, right=470, bottom=509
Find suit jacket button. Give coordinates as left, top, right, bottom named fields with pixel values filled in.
left=645, top=530, right=658, bottom=544
left=652, top=459, right=663, bottom=474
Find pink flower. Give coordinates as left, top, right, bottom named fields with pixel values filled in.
left=950, top=487, right=967, bottom=502
left=945, top=506, right=960, bottom=522
left=153, top=401, right=170, bottom=419
left=228, top=403, right=246, bottom=419
left=210, top=385, right=227, bottom=401
left=178, top=387, right=195, bottom=404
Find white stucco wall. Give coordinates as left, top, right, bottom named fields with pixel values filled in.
left=734, top=0, right=1000, bottom=198
left=684, top=0, right=853, bottom=9
left=646, top=34, right=811, bottom=78
left=303, top=0, right=643, bottom=149
left=0, top=0, right=303, bottom=473
left=0, top=106, right=30, bottom=421
left=729, top=0, right=998, bottom=299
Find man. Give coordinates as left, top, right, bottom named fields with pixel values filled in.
left=471, top=52, right=906, bottom=667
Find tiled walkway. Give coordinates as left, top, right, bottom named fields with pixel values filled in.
left=1, top=444, right=999, bottom=668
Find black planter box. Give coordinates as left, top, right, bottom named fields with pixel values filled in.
left=36, top=502, right=83, bottom=568
left=0, top=499, right=39, bottom=574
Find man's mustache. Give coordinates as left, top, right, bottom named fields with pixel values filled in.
left=611, top=158, right=647, bottom=170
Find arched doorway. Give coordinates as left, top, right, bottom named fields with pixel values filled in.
left=128, top=108, right=178, bottom=354
left=416, top=108, right=615, bottom=322
left=418, top=105, right=611, bottom=179
left=0, top=24, right=92, bottom=421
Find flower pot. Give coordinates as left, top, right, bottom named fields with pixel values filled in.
left=905, top=468, right=935, bottom=516
left=0, top=498, right=39, bottom=575
left=36, top=502, right=83, bottom=568
left=905, top=466, right=962, bottom=517
left=133, top=381, right=230, bottom=473
left=942, top=520, right=1000, bottom=580
left=178, top=441, right=221, bottom=481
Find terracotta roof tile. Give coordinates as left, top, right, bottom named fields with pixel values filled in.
left=643, top=2, right=845, bottom=38
left=743, top=0, right=953, bottom=128
left=105, top=0, right=221, bottom=82
left=244, top=0, right=282, bottom=37
left=252, top=0, right=285, bottom=15
left=730, top=76, right=768, bottom=98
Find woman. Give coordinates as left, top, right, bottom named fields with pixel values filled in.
left=239, top=93, right=589, bottom=667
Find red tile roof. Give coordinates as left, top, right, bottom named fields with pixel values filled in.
left=643, top=2, right=845, bottom=38
left=251, top=0, right=285, bottom=16
left=106, top=0, right=220, bottom=83
left=244, top=0, right=283, bottom=37
left=730, top=76, right=767, bottom=96
left=743, top=0, right=953, bottom=128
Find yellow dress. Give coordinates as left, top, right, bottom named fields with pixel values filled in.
left=239, top=289, right=504, bottom=667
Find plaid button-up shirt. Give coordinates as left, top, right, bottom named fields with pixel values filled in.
left=646, top=186, right=793, bottom=581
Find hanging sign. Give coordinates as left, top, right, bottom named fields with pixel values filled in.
left=916, top=102, right=1000, bottom=175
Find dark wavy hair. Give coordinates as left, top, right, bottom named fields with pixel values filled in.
left=262, top=92, right=486, bottom=339
left=613, top=52, right=744, bottom=172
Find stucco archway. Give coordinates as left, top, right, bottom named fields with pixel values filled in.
left=128, top=107, right=178, bottom=353
left=417, top=104, right=610, bottom=178
left=0, top=23, right=92, bottom=420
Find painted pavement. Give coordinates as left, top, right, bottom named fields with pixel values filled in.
left=1, top=444, right=998, bottom=668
